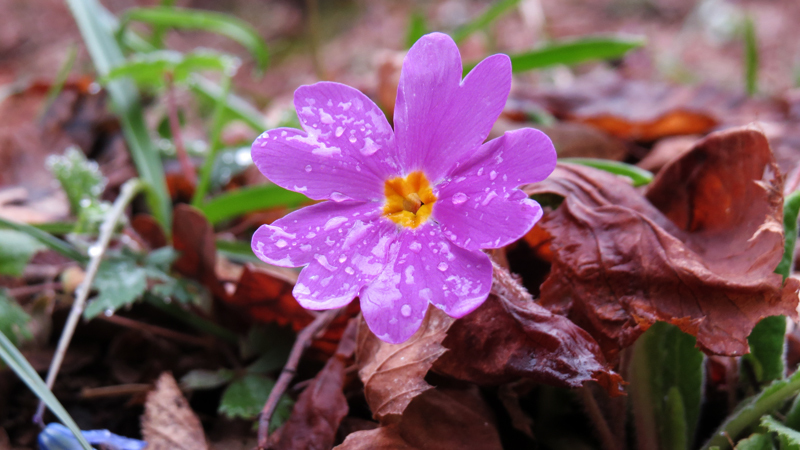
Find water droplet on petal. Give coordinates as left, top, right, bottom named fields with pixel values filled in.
left=348, top=135, right=357, bottom=143
left=437, top=262, right=448, bottom=271
left=330, top=192, right=352, bottom=202
left=338, top=254, right=347, bottom=263
left=489, top=170, right=497, bottom=180
left=409, top=241, right=422, bottom=252
left=345, top=267, right=355, bottom=275
left=401, top=304, right=411, bottom=317
left=305, top=165, right=312, bottom=172
left=275, top=239, right=288, bottom=248
left=335, top=127, right=344, bottom=137
left=451, top=192, right=468, bottom=205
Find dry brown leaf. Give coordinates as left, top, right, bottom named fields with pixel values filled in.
left=335, top=387, right=502, bottom=450
left=141, top=372, right=208, bottom=450
left=527, top=127, right=799, bottom=358
left=356, top=306, right=454, bottom=423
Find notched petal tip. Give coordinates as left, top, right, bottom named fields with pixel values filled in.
left=251, top=224, right=297, bottom=267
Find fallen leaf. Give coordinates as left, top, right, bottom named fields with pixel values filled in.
left=228, top=264, right=313, bottom=331
left=335, top=387, right=502, bottom=450
left=356, top=306, right=454, bottom=423
left=526, top=127, right=799, bottom=358
left=131, top=214, right=168, bottom=250
left=433, top=262, right=623, bottom=395
left=172, top=204, right=225, bottom=297
left=141, top=372, right=208, bottom=450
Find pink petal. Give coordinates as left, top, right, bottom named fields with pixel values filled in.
left=252, top=82, right=400, bottom=202
left=393, top=33, right=511, bottom=183
left=251, top=201, right=383, bottom=267
left=293, top=218, right=398, bottom=310
left=433, top=128, right=556, bottom=250
left=360, top=222, right=492, bottom=344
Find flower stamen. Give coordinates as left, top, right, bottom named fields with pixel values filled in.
left=383, top=171, right=436, bottom=228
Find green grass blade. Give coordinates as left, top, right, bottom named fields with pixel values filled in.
left=451, top=0, right=521, bottom=43
left=188, top=74, right=267, bottom=132
left=743, top=16, right=759, bottom=96
left=198, top=184, right=309, bottom=225
left=120, top=6, right=269, bottom=72
left=776, top=190, right=800, bottom=279
left=560, top=158, right=654, bottom=187
left=65, top=0, right=172, bottom=230
left=405, top=11, right=429, bottom=49
left=0, top=217, right=86, bottom=263
left=40, top=45, right=77, bottom=118
left=0, top=332, right=92, bottom=449
left=464, top=36, right=645, bottom=73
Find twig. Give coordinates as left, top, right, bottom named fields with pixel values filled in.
left=98, top=314, right=213, bottom=348
left=81, top=383, right=152, bottom=399
left=33, top=179, right=144, bottom=426
left=580, top=385, right=622, bottom=450
left=257, top=308, right=342, bottom=449
left=165, top=73, right=197, bottom=186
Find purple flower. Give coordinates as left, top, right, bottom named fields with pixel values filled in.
left=250, top=33, right=556, bottom=344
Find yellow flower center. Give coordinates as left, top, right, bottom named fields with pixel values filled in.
left=383, top=171, right=437, bottom=228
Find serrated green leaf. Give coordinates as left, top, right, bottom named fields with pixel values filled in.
left=105, top=50, right=239, bottom=88
left=631, top=322, right=705, bottom=450
left=180, top=368, right=234, bottom=390
left=84, top=259, right=148, bottom=319
left=120, top=6, right=268, bottom=71
left=219, top=374, right=293, bottom=432
left=744, top=316, right=786, bottom=385
left=560, top=158, right=654, bottom=187
left=762, top=416, right=800, bottom=449
left=0, top=292, right=31, bottom=346
left=46, top=147, right=107, bottom=214
left=0, top=230, right=46, bottom=277
left=735, top=433, right=776, bottom=450
left=198, top=184, right=309, bottom=225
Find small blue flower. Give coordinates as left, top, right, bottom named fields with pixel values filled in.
left=38, top=423, right=147, bottom=450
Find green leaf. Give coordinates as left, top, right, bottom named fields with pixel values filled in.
left=762, top=416, right=800, bottom=449
left=83, top=259, right=148, bottom=319
left=451, top=0, right=521, bottom=43
left=0, top=230, right=46, bottom=277
left=735, top=433, right=776, bottom=450
left=0, top=331, right=92, bottom=449
left=561, top=158, right=654, bottom=187
left=743, top=316, right=786, bottom=385
left=465, top=35, right=645, bottom=74
left=180, top=368, right=234, bottom=390
left=187, top=75, right=267, bottom=132
left=0, top=292, right=31, bottom=346
left=784, top=396, right=800, bottom=430
left=105, top=50, right=239, bottom=88
left=216, top=239, right=262, bottom=264
left=743, top=16, right=759, bottom=96
left=702, top=370, right=800, bottom=450
left=242, top=324, right=294, bottom=375
left=219, top=374, right=293, bottom=432
left=0, top=218, right=86, bottom=263
left=405, top=11, right=428, bottom=49
left=46, top=147, right=107, bottom=214
left=631, top=322, right=705, bottom=450
left=120, top=6, right=268, bottom=71
left=776, top=190, right=800, bottom=279
left=66, top=0, right=171, bottom=230
left=198, top=184, right=309, bottom=225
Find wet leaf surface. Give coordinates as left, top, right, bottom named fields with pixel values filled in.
left=527, top=128, right=799, bottom=358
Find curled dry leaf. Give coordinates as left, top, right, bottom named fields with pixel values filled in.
left=335, top=387, right=503, bottom=450
left=141, top=372, right=208, bottom=450
left=131, top=214, right=168, bottom=249
left=526, top=127, right=799, bottom=358
left=172, top=204, right=225, bottom=297
left=229, top=264, right=314, bottom=331
left=433, top=262, right=624, bottom=395
left=356, top=306, right=454, bottom=423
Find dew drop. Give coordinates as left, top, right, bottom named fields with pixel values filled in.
left=401, top=304, right=412, bottom=317
left=104, top=308, right=114, bottom=317
left=305, top=165, right=312, bottom=172
left=348, top=135, right=357, bottom=143
left=489, top=170, right=497, bottom=180
left=88, top=245, right=102, bottom=258
left=335, top=127, right=344, bottom=137
left=345, top=267, right=355, bottom=275
left=451, top=192, right=468, bottom=205
left=331, top=192, right=352, bottom=202
left=338, top=254, right=347, bottom=263
left=437, top=262, right=448, bottom=271
left=275, top=239, right=288, bottom=248
left=408, top=241, right=422, bottom=253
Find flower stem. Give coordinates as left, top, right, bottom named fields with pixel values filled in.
left=33, top=178, right=144, bottom=425
left=165, top=72, right=197, bottom=186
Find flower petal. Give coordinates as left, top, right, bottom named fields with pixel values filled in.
left=360, top=222, right=492, bottom=344
left=393, top=32, right=511, bottom=183
left=251, top=201, right=382, bottom=267
left=433, top=128, right=556, bottom=250
left=293, top=218, right=398, bottom=310
left=252, top=82, right=399, bottom=202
